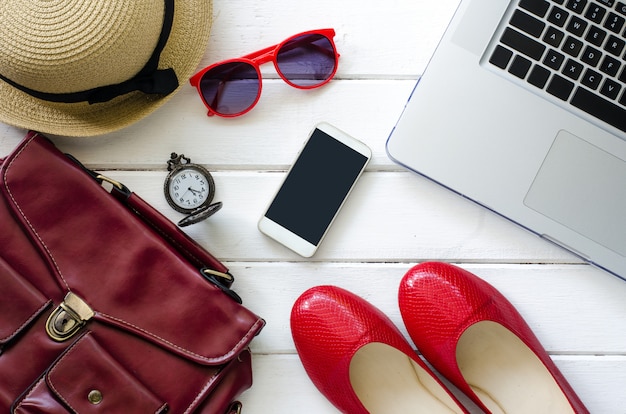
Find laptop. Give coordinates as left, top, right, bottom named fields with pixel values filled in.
left=386, top=0, right=626, bottom=279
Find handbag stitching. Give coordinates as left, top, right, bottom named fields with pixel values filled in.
left=2, top=133, right=70, bottom=291
left=12, top=333, right=222, bottom=414
left=46, top=333, right=88, bottom=413
left=13, top=373, right=48, bottom=413
left=98, top=312, right=265, bottom=364
left=46, top=333, right=170, bottom=413
left=155, top=402, right=169, bottom=414
left=182, top=367, right=222, bottom=414
left=1, top=300, right=52, bottom=343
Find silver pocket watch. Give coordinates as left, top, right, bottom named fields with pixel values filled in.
left=164, top=153, right=222, bottom=226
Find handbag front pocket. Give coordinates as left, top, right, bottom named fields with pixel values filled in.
left=13, top=332, right=168, bottom=413
left=0, top=257, right=50, bottom=351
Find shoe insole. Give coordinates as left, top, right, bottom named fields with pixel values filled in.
left=350, top=342, right=464, bottom=413
left=456, top=320, right=575, bottom=414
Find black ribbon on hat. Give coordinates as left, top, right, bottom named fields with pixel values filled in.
left=0, top=0, right=178, bottom=104
left=86, top=67, right=178, bottom=104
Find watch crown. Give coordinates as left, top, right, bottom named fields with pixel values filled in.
left=167, top=153, right=191, bottom=171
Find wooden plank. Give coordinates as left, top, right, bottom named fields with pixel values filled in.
left=203, top=0, right=460, bottom=76
left=93, top=170, right=578, bottom=263
left=242, top=354, right=626, bottom=413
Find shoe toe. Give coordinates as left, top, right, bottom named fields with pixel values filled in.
left=398, top=262, right=588, bottom=414
left=290, top=285, right=413, bottom=413
left=291, top=285, right=467, bottom=414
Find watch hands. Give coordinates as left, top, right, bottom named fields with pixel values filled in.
left=179, top=187, right=204, bottom=202
left=188, top=187, right=204, bottom=196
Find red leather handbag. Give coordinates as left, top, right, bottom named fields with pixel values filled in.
left=0, top=132, right=265, bottom=413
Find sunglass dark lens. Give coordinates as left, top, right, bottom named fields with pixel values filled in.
left=276, top=34, right=336, bottom=87
left=199, top=61, right=260, bottom=115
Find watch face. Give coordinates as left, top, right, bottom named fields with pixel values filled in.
left=167, top=167, right=214, bottom=212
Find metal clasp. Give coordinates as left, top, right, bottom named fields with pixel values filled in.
left=200, top=268, right=242, bottom=304
left=46, top=292, right=95, bottom=342
left=95, top=174, right=131, bottom=199
left=96, top=174, right=124, bottom=191
left=227, top=401, right=242, bottom=414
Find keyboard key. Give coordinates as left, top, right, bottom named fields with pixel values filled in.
left=585, top=4, right=607, bottom=23
left=600, top=55, right=621, bottom=76
left=604, top=12, right=625, bottom=33
left=565, top=0, right=587, bottom=13
left=562, top=36, right=584, bottom=56
left=581, top=45, right=602, bottom=66
left=596, top=0, right=614, bottom=6
left=563, top=58, right=584, bottom=79
left=581, top=68, right=603, bottom=89
left=619, top=66, right=626, bottom=83
left=528, top=65, right=551, bottom=88
left=490, top=45, right=514, bottom=69
left=617, top=2, right=626, bottom=16
left=600, top=78, right=622, bottom=99
left=571, top=87, right=626, bottom=133
left=544, top=48, right=566, bottom=69
left=566, top=16, right=588, bottom=36
left=511, top=10, right=546, bottom=37
left=544, top=26, right=565, bottom=46
left=604, top=34, right=625, bottom=56
left=519, top=0, right=550, bottom=17
left=548, top=6, right=570, bottom=27
left=547, top=74, right=575, bottom=100
left=501, top=28, right=546, bottom=60
left=509, top=55, right=533, bottom=78
left=619, top=89, right=626, bottom=106
left=585, top=25, right=607, bottom=46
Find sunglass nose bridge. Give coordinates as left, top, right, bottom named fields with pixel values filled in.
left=241, top=45, right=277, bottom=65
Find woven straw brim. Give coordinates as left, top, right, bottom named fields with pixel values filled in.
left=0, top=0, right=212, bottom=137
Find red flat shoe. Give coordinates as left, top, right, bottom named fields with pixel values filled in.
left=398, top=262, right=589, bottom=414
left=290, top=285, right=467, bottom=413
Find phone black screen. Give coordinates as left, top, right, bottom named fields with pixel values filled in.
left=265, top=128, right=368, bottom=245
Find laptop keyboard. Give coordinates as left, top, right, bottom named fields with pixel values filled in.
left=490, top=0, right=626, bottom=133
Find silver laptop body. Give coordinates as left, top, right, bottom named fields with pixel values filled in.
left=387, top=0, right=626, bottom=278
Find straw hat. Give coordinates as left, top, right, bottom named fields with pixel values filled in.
left=0, top=0, right=212, bottom=137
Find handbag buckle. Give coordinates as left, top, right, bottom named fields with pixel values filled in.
left=46, top=292, right=95, bottom=342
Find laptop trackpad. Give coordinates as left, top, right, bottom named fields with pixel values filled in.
left=524, top=130, right=626, bottom=257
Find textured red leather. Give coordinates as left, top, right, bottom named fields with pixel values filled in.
left=0, top=132, right=265, bottom=413
left=290, top=285, right=467, bottom=414
left=398, top=262, right=589, bottom=414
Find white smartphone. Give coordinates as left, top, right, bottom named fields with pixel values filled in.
left=258, top=122, right=371, bottom=257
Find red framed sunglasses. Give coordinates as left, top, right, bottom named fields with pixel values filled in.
left=190, top=28, right=339, bottom=117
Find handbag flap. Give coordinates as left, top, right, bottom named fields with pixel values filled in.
left=46, top=333, right=168, bottom=413
left=0, top=132, right=264, bottom=364
left=0, top=256, right=51, bottom=348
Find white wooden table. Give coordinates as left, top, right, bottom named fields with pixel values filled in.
left=2, top=1, right=626, bottom=412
